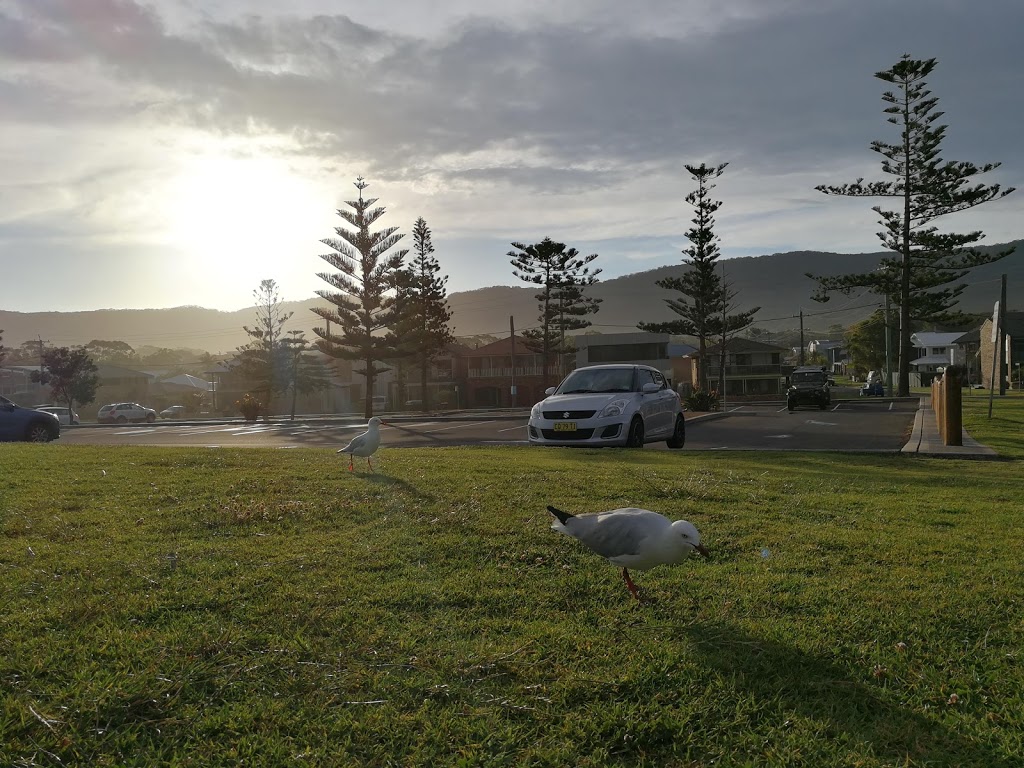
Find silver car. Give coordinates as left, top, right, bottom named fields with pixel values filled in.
left=528, top=364, right=685, bottom=448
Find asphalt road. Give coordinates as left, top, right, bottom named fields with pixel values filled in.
left=57, top=398, right=919, bottom=453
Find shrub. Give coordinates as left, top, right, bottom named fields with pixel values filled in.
left=236, top=393, right=262, bottom=421
left=685, top=389, right=720, bottom=412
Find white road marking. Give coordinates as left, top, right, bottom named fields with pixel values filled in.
left=425, top=420, right=495, bottom=433
left=766, top=434, right=793, bottom=439
left=806, top=420, right=838, bottom=426
left=498, top=423, right=528, bottom=433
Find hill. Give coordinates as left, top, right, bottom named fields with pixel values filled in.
left=1, top=241, right=1019, bottom=354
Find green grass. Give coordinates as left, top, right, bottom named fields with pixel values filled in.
left=962, top=390, right=1024, bottom=458
left=2, top=444, right=1022, bottom=767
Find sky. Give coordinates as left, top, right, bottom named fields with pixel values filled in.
left=1, top=0, right=1021, bottom=314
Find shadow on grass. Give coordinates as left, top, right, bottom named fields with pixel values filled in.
left=359, top=472, right=435, bottom=502
left=672, top=621, right=1010, bottom=767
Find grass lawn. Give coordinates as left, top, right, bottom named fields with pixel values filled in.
left=2, top=415, right=1022, bottom=766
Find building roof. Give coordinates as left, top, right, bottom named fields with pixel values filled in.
left=910, top=354, right=951, bottom=367
left=160, top=373, right=213, bottom=390
left=910, top=332, right=964, bottom=348
left=462, top=335, right=532, bottom=357
left=706, top=337, right=790, bottom=354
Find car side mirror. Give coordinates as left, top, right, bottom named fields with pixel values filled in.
left=642, top=382, right=660, bottom=394
left=545, top=387, right=555, bottom=396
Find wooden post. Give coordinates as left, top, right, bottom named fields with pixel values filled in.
left=944, top=366, right=962, bottom=446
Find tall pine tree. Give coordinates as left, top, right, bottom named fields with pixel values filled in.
left=639, top=163, right=757, bottom=390
left=808, top=55, right=1014, bottom=396
left=236, top=279, right=293, bottom=418
left=509, top=238, right=600, bottom=389
left=312, top=178, right=408, bottom=418
left=397, top=217, right=455, bottom=412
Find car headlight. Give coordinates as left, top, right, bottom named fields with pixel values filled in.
left=600, top=399, right=629, bottom=418
left=530, top=402, right=543, bottom=418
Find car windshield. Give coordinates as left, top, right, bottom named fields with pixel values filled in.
left=793, top=372, right=825, bottom=384
left=556, top=368, right=636, bottom=394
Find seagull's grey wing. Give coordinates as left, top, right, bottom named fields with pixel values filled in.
left=571, top=514, right=652, bottom=560
left=337, top=432, right=366, bottom=453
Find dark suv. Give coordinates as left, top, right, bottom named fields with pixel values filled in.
left=0, top=395, right=61, bottom=442
left=787, top=366, right=832, bottom=411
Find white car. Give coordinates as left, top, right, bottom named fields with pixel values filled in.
left=36, top=405, right=80, bottom=425
left=528, top=364, right=685, bottom=448
left=98, top=402, right=157, bottom=424
left=160, top=405, right=187, bottom=419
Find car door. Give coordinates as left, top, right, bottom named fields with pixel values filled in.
left=651, top=370, right=675, bottom=436
left=0, top=397, right=18, bottom=439
left=637, top=369, right=663, bottom=434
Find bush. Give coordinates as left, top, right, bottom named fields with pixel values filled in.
left=235, top=393, right=262, bottom=421
left=685, top=389, right=720, bottom=412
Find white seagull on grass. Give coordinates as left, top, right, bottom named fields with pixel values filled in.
left=548, top=505, right=709, bottom=600
left=338, top=417, right=385, bottom=471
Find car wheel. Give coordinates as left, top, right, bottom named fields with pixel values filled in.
left=626, top=417, right=645, bottom=448
left=116, top=415, right=128, bottom=423
left=147, top=413, right=156, bottom=423
left=25, top=423, right=54, bottom=442
left=666, top=415, right=686, bottom=449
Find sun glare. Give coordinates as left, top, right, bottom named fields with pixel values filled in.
left=163, top=142, right=328, bottom=304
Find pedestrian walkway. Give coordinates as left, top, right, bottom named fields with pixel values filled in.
left=902, top=398, right=997, bottom=457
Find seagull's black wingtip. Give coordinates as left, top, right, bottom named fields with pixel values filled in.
left=547, top=505, right=574, bottom=524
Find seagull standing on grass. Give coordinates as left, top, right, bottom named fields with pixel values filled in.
left=547, top=505, right=709, bottom=600
left=338, top=417, right=385, bottom=471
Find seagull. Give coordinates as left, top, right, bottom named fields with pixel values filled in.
left=547, top=505, right=709, bottom=600
left=337, top=416, right=386, bottom=471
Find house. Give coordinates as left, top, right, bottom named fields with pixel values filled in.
left=980, top=311, right=1024, bottom=390
left=462, top=335, right=551, bottom=408
left=908, top=332, right=964, bottom=386
left=575, top=332, right=698, bottom=390
left=703, top=338, right=791, bottom=397
left=382, top=342, right=472, bottom=411
left=808, top=339, right=848, bottom=373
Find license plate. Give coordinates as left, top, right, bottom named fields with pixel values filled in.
left=553, top=422, right=577, bottom=432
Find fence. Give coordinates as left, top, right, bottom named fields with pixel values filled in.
left=931, top=366, right=963, bottom=447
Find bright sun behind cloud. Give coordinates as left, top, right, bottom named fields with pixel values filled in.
left=162, top=138, right=332, bottom=307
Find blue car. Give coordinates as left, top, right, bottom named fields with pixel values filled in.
left=860, top=381, right=885, bottom=397
left=0, top=395, right=61, bottom=442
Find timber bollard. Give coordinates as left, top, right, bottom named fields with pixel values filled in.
left=933, top=366, right=963, bottom=447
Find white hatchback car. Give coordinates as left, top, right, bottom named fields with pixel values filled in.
left=528, top=364, right=685, bottom=448
left=99, top=402, right=158, bottom=424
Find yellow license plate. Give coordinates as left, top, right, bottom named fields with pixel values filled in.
left=553, top=422, right=577, bottom=432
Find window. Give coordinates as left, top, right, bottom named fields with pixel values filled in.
left=588, top=343, right=666, bottom=363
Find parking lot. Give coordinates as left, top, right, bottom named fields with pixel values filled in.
left=57, top=398, right=920, bottom=452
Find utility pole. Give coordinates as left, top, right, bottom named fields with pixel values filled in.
left=509, top=316, right=516, bottom=408
left=798, top=310, right=805, bottom=366
left=998, top=273, right=1007, bottom=396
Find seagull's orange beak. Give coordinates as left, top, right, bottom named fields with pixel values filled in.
left=694, top=543, right=710, bottom=558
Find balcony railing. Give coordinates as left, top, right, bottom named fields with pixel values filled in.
left=708, top=364, right=785, bottom=377
left=469, top=366, right=550, bottom=379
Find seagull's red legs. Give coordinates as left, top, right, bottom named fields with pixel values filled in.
left=622, top=568, right=641, bottom=600
left=348, top=456, right=354, bottom=471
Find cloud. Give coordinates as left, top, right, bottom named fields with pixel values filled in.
left=1, top=0, right=1021, bottom=312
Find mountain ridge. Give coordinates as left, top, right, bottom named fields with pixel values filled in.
left=2, top=241, right=1019, bottom=354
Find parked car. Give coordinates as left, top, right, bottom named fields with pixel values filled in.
left=160, top=405, right=187, bottom=419
left=528, top=364, right=685, bottom=448
left=860, top=380, right=885, bottom=397
left=787, top=366, right=832, bottom=411
left=98, top=402, right=158, bottom=424
left=35, top=405, right=80, bottom=425
left=1, top=396, right=61, bottom=442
